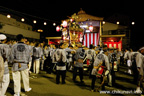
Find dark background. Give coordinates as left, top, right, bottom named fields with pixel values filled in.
left=0, top=0, right=143, bottom=49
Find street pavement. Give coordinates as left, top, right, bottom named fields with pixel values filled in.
left=6, top=65, right=141, bottom=96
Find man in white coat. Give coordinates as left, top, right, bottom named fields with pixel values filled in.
left=0, top=34, right=10, bottom=96
left=134, top=47, right=144, bottom=94
left=124, top=48, right=132, bottom=74
left=10, top=34, right=32, bottom=96
left=91, top=50, right=110, bottom=91
left=53, top=43, right=67, bottom=84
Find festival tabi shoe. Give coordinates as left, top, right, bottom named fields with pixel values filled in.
left=32, top=76, right=37, bottom=79
left=135, top=90, right=142, bottom=94
left=108, top=83, right=112, bottom=87
left=91, top=89, right=96, bottom=92
left=14, top=93, right=20, bottom=96
left=135, top=87, right=142, bottom=94
left=25, top=88, right=32, bottom=92
left=128, top=69, right=132, bottom=74
left=20, top=92, right=27, bottom=96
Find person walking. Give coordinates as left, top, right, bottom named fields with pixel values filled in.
left=133, top=47, right=144, bottom=94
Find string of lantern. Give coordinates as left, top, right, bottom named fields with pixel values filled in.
left=0, top=6, right=59, bottom=27
left=5, top=14, right=58, bottom=26
left=0, top=6, right=136, bottom=33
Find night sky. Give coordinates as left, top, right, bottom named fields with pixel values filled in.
left=0, top=0, right=143, bottom=48
left=1, top=1, right=140, bottom=19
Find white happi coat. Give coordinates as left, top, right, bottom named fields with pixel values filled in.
left=54, top=48, right=67, bottom=70
left=91, top=53, right=110, bottom=75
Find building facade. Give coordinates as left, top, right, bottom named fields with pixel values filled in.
left=0, top=14, right=40, bottom=40
left=102, top=22, right=130, bottom=50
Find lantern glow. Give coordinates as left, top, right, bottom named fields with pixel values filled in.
left=56, top=26, right=60, bottom=32
left=33, top=20, right=37, bottom=24
left=62, top=21, right=67, bottom=27
left=7, top=14, right=11, bottom=18
left=89, top=25, right=93, bottom=32
left=21, top=18, right=25, bottom=22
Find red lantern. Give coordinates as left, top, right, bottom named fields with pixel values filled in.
left=56, top=26, right=60, bottom=32
left=89, top=25, right=93, bottom=32
left=62, top=21, right=67, bottom=27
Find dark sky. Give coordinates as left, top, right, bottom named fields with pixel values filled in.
left=0, top=0, right=143, bottom=48
left=1, top=0, right=140, bottom=20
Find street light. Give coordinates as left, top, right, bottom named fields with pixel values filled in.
left=132, top=22, right=135, bottom=25
left=102, top=21, right=106, bottom=24
left=33, top=20, right=37, bottom=24
left=21, top=18, right=25, bottom=22
left=53, top=23, right=56, bottom=26
left=7, top=14, right=11, bottom=18
left=44, top=22, right=47, bottom=25
left=116, top=21, right=119, bottom=25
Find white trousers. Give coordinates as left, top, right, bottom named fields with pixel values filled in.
left=127, top=60, right=132, bottom=67
left=33, top=59, right=40, bottom=74
left=0, top=73, right=10, bottom=96
left=127, top=60, right=132, bottom=74
left=41, top=59, right=45, bottom=70
left=12, top=69, right=30, bottom=94
left=28, top=61, right=32, bottom=71
left=108, top=74, right=112, bottom=84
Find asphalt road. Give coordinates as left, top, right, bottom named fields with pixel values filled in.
left=6, top=65, right=141, bottom=96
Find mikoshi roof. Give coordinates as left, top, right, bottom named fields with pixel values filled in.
left=75, top=9, right=104, bottom=22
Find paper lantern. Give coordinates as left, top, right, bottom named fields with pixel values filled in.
left=62, top=21, right=67, bottom=27
left=89, top=25, right=93, bottom=32
left=56, top=26, right=60, bottom=32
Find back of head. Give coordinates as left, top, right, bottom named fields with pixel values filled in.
left=59, top=43, right=63, bottom=48
left=35, top=42, right=39, bottom=47
left=89, top=44, right=94, bottom=49
left=55, top=45, right=59, bottom=48
left=43, top=44, right=48, bottom=48
left=16, top=34, right=24, bottom=41
left=0, top=34, right=7, bottom=41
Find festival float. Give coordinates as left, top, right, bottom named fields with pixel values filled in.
left=56, top=9, right=104, bottom=47
left=56, top=13, right=84, bottom=47
left=47, top=9, right=125, bottom=50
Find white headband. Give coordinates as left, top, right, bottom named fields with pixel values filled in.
left=0, top=34, right=6, bottom=40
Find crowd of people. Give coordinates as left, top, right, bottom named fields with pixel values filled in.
left=0, top=34, right=144, bottom=96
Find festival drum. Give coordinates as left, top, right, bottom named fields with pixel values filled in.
left=87, top=59, right=90, bottom=66
left=96, top=66, right=105, bottom=78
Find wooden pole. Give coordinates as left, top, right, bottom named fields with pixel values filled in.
left=100, top=21, right=102, bottom=47
left=48, top=39, right=49, bottom=45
